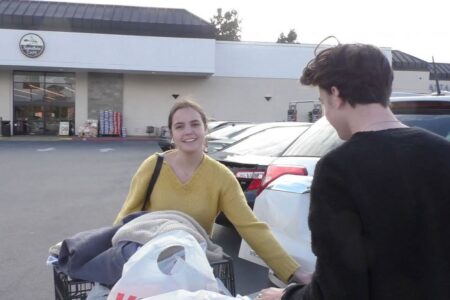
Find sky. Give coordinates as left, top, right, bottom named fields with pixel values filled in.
left=44, top=0, right=450, bottom=63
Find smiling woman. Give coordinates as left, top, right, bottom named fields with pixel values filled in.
left=114, top=99, right=302, bottom=284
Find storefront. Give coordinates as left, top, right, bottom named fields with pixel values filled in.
left=0, top=0, right=218, bottom=136
left=13, top=71, right=75, bottom=135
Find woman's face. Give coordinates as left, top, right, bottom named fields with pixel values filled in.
left=170, top=107, right=207, bottom=154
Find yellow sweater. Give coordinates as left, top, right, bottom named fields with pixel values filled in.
left=114, top=153, right=299, bottom=282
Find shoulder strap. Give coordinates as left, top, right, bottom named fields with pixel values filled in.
left=141, top=153, right=164, bottom=211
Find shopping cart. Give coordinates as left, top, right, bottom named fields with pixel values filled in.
left=53, top=254, right=236, bottom=300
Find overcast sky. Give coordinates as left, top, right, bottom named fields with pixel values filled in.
left=44, top=0, right=450, bottom=63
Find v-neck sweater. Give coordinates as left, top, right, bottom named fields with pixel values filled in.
left=114, top=153, right=299, bottom=282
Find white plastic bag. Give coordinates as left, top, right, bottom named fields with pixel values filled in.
left=142, top=289, right=251, bottom=300
left=107, top=230, right=219, bottom=300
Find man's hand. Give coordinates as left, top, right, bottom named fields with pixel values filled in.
left=290, top=267, right=313, bottom=285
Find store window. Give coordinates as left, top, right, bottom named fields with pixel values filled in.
left=13, top=71, right=75, bottom=135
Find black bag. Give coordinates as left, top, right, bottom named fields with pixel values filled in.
left=141, top=153, right=164, bottom=211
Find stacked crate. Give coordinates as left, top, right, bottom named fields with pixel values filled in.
left=99, top=110, right=122, bottom=136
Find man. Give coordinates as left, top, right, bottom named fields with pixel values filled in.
left=258, top=44, right=450, bottom=300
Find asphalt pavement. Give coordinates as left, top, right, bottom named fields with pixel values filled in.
left=0, top=139, right=269, bottom=299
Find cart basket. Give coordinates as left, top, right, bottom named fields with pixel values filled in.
left=53, top=253, right=235, bottom=299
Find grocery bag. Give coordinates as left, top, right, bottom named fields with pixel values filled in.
left=142, top=289, right=251, bottom=299
left=107, top=230, right=219, bottom=300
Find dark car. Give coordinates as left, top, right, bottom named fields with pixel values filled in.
left=209, top=122, right=311, bottom=225
left=205, top=122, right=255, bottom=152
left=207, top=122, right=307, bottom=153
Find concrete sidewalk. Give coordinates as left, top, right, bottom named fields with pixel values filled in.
left=0, top=135, right=158, bottom=142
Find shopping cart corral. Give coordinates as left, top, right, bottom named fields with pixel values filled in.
left=53, top=254, right=235, bottom=300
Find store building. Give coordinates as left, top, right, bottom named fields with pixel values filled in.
left=392, top=50, right=450, bottom=95
left=0, top=0, right=446, bottom=137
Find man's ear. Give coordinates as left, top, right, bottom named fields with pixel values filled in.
left=330, top=86, right=339, bottom=97
left=330, top=86, right=345, bottom=109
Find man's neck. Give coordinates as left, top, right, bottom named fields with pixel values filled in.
left=348, top=103, right=405, bottom=134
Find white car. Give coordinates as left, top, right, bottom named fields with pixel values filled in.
left=239, top=95, right=450, bottom=286
left=239, top=174, right=316, bottom=287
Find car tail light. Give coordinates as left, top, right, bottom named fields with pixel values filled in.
left=257, top=165, right=308, bottom=195
left=235, top=170, right=265, bottom=191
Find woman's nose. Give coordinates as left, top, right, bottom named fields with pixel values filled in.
left=186, top=124, right=196, bottom=133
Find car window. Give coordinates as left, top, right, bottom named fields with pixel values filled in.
left=396, top=114, right=450, bottom=140
left=229, top=124, right=274, bottom=140
left=222, top=126, right=308, bottom=156
left=283, top=118, right=344, bottom=157
left=207, top=123, right=254, bottom=140
left=284, top=111, right=450, bottom=159
left=207, top=121, right=227, bottom=131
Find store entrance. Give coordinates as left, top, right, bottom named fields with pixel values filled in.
left=14, top=104, right=74, bottom=135
left=13, top=71, right=75, bottom=135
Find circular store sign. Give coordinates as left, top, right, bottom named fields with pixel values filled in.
left=19, top=33, right=45, bottom=58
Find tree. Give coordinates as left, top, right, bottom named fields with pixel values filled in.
left=277, top=29, right=298, bottom=43
left=210, top=8, right=241, bottom=41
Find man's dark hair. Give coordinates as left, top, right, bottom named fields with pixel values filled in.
left=300, top=44, right=393, bottom=107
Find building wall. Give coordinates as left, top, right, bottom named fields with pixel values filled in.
left=0, top=29, right=215, bottom=75
left=215, top=41, right=392, bottom=79
left=215, top=41, right=315, bottom=79
left=393, top=70, right=430, bottom=94
left=0, top=70, right=12, bottom=125
left=121, top=42, right=353, bottom=135
left=75, top=72, right=88, bottom=134
left=87, top=73, right=123, bottom=119
left=123, top=74, right=318, bottom=135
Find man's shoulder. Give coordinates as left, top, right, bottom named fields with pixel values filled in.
left=411, top=127, right=450, bottom=145
left=389, top=127, right=450, bottom=154
left=319, top=127, right=450, bottom=169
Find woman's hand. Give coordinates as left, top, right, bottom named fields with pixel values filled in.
left=255, top=287, right=284, bottom=300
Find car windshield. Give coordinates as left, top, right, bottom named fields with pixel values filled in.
left=284, top=110, right=450, bottom=158
left=230, top=123, right=285, bottom=141
left=208, top=123, right=254, bottom=140
left=283, top=118, right=343, bottom=157
left=207, top=121, right=227, bottom=131
left=221, top=126, right=308, bottom=156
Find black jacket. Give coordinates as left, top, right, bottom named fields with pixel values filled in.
left=283, top=128, right=450, bottom=300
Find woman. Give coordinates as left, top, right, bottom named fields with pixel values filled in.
left=114, top=99, right=300, bottom=283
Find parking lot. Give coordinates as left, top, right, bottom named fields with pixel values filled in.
left=0, top=139, right=269, bottom=299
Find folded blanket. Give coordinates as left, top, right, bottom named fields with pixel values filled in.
left=112, top=210, right=223, bottom=262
